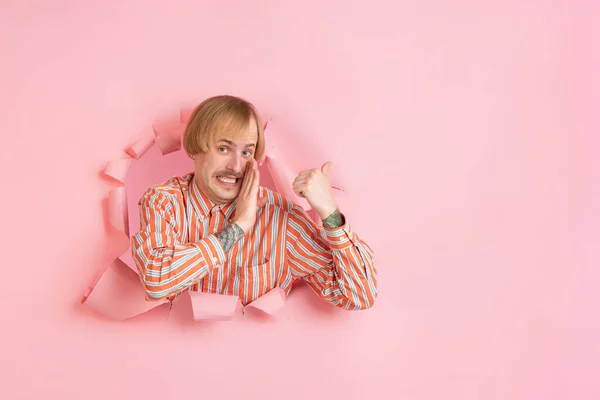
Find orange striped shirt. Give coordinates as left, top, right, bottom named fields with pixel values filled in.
left=131, top=173, right=377, bottom=310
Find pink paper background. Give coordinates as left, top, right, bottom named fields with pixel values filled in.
left=1, top=1, right=598, bottom=399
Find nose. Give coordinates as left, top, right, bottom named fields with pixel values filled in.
left=225, top=152, right=246, bottom=174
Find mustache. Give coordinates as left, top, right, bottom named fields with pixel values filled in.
left=214, top=170, right=244, bottom=179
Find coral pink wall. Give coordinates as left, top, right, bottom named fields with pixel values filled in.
left=1, top=1, right=597, bottom=399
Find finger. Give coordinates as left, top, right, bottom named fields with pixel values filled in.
left=293, top=180, right=307, bottom=190
left=292, top=180, right=310, bottom=193
left=293, top=177, right=311, bottom=185
left=296, top=170, right=315, bottom=179
left=293, top=183, right=307, bottom=197
left=293, top=187, right=306, bottom=198
left=249, top=160, right=259, bottom=194
left=239, top=161, right=253, bottom=196
left=293, top=173, right=312, bottom=183
left=247, top=160, right=259, bottom=193
left=257, top=196, right=268, bottom=208
left=321, top=161, right=333, bottom=178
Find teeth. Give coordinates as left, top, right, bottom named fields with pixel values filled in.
left=218, top=176, right=236, bottom=183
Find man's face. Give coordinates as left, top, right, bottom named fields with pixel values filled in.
left=193, top=117, right=258, bottom=204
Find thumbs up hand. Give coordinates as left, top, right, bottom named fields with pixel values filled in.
left=292, top=161, right=339, bottom=219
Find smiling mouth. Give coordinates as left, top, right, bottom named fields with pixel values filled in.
left=216, top=176, right=240, bottom=184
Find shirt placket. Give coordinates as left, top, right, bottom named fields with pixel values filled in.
left=209, top=206, right=227, bottom=293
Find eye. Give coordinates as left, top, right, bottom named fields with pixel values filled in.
left=242, top=150, right=253, bottom=157
left=218, top=147, right=228, bottom=153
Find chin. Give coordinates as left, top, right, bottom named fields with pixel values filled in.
left=215, top=189, right=240, bottom=202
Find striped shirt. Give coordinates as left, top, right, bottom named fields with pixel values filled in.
left=131, top=173, right=377, bottom=310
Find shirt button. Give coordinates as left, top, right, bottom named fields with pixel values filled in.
left=212, top=257, right=218, bottom=263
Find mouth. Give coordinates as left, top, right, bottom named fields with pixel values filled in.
left=216, top=175, right=241, bottom=187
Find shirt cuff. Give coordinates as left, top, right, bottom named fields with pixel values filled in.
left=322, top=222, right=355, bottom=251
left=195, top=234, right=227, bottom=270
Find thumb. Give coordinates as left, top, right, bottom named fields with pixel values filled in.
left=321, top=161, right=333, bottom=178
left=257, top=196, right=268, bottom=208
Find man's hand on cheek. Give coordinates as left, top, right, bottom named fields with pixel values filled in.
left=232, top=159, right=267, bottom=233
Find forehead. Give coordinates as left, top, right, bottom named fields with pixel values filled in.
left=212, top=116, right=258, bottom=145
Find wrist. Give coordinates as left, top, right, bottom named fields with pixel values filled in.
left=321, top=208, right=345, bottom=229
left=233, top=219, right=251, bottom=233
left=315, top=203, right=338, bottom=220
left=215, top=223, right=245, bottom=252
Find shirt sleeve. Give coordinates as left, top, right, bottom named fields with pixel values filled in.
left=131, top=187, right=226, bottom=301
left=285, top=206, right=378, bottom=310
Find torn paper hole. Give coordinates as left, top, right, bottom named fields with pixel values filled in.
left=109, top=186, right=129, bottom=237
left=86, top=110, right=334, bottom=321
left=83, top=258, right=167, bottom=320
left=188, top=292, right=241, bottom=321
left=125, top=135, right=155, bottom=159
left=245, top=287, right=287, bottom=316
left=104, top=156, right=132, bottom=184
left=152, top=121, right=184, bottom=155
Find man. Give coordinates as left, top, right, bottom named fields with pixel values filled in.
left=131, top=95, right=377, bottom=310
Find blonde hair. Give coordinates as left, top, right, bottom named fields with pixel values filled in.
left=183, top=95, right=264, bottom=160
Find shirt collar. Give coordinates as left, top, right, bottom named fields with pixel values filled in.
left=188, top=174, right=238, bottom=221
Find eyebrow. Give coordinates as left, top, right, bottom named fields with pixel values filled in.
left=217, top=139, right=256, bottom=148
